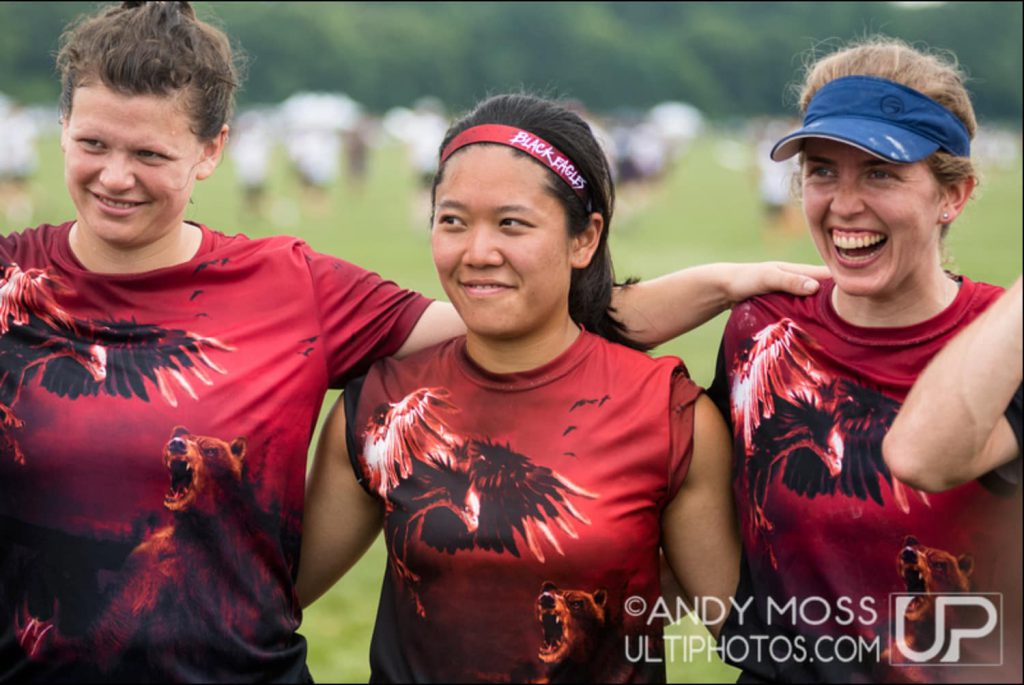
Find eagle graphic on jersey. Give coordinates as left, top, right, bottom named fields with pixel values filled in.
left=362, top=387, right=598, bottom=617
left=0, top=264, right=234, bottom=465
left=731, top=319, right=929, bottom=568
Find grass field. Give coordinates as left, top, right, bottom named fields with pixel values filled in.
left=10, top=128, right=1022, bottom=683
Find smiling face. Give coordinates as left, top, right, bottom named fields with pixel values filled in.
left=800, top=138, right=972, bottom=323
left=431, top=145, right=600, bottom=365
left=61, top=83, right=226, bottom=260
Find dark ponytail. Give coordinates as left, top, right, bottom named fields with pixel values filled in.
left=432, top=93, right=647, bottom=351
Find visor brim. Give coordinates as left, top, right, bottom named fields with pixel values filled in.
left=770, top=117, right=941, bottom=164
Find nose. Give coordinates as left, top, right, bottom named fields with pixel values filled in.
left=828, top=176, right=866, bottom=218
left=98, top=153, right=136, bottom=193
left=901, top=548, right=918, bottom=564
left=539, top=593, right=556, bottom=609
left=168, top=437, right=187, bottom=455
left=461, top=226, right=504, bottom=268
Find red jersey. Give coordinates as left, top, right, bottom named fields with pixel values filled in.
left=708, top=277, right=1022, bottom=683
left=0, top=222, right=430, bottom=681
left=346, top=331, right=700, bottom=683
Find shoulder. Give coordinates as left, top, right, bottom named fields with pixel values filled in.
left=0, top=222, right=71, bottom=265
left=585, top=333, right=691, bottom=395
left=960, top=275, right=1005, bottom=310
left=196, top=226, right=377, bottom=279
left=365, top=338, right=462, bottom=394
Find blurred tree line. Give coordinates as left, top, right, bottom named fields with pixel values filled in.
left=1, top=1, right=1020, bottom=121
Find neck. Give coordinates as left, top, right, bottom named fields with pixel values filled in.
left=69, top=221, right=202, bottom=274
left=465, top=318, right=581, bottom=374
left=832, top=270, right=959, bottom=327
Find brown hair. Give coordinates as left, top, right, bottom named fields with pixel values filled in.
left=56, top=1, right=241, bottom=141
left=796, top=36, right=977, bottom=192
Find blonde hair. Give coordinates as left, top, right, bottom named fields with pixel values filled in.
left=797, top=36, right=977, bottom=191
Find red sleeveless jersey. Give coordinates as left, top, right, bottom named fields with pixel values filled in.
left=709, top=277, right=1022, bottom=683
left=347, top=332, right=701, bottom=682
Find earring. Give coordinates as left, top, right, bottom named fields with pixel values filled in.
left=942, top=211, right=950, bottom=221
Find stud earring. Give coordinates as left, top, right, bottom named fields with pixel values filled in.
left=942, top=211, right=950, bottom=221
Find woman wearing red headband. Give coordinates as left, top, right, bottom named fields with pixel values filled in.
left=298, top=93, right=741, bottom=682
left=707, top=36, right=1021, bottom=682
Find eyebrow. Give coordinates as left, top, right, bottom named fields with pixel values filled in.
left=435, top=200, right=536, bottom=214
left=805, top=154, right=893, bottom=168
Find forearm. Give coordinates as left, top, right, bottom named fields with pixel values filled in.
left=297, top=399, right=383, bottom=607
left=612, top=262, right=825, bottom=346
left=884, top=276, right=1023, bottom=490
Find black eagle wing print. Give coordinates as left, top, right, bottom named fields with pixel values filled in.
left=0, top=263, right=234, bottom=465
left=360, top=387, right=597, bottom=617
left=731, top=319, right=929, bottom=567
left=37, top=320, right=233, bottom=406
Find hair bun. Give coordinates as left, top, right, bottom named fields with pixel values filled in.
left=120, top=1, right=196, bottom=19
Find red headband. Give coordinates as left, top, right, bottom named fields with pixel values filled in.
left=439, top=124, right=590, bottom=204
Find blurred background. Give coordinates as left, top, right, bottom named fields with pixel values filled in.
left=1, top=1, right=1021, bottom=682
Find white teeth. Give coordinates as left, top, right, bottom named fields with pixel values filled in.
left=97, top=195, right=139, bottom=209
left=833, top=233, right=885, bottom=250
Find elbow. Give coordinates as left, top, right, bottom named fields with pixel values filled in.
left=882, top=433, right=957, bottom=493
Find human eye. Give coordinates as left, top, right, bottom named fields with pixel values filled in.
left=434, top=213, right=465, bottom=230
left=867, top=167, right=897, bottom=181
left=498, top=216, right=532, bottom=232
left=136, top=149, right=168, bottom=162
left=804, top=164, right=835, bottom=180
left=78, top=138, right=105, bottom=151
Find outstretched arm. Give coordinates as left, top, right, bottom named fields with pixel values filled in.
left=297, top=396, right=383, bottom=607
left=662, top=395, right=739, bottom=639
left=883, top=275, right=1023, bottom=492
left=398, top=262, right=829, bottom=357
left=613, top=262, right=827, bottom=347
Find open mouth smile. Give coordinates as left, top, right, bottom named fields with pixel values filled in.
left=831, top=230, right=887, bottom=262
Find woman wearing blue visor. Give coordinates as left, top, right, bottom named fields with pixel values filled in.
left=707, top=36, right=1021, bottom=682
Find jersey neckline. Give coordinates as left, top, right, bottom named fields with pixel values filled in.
left=816, top=275, right=981, bottom=347
left=452, top=329, right=597, bottom=392
left=51, top=220, right=217, bottom=279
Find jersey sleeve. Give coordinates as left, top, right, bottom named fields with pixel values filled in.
left=667, top=367, right=702, bottom=500
left=991, top=383, right=1024, bottom=487
left=305, top=245, right=432, bottom=386
left=706, top=339, right=732, bottom=432
left=343, top=373, right=377, bottom=497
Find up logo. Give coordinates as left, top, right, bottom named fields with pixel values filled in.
left=887, top=536, right=1002, bottom=666
left=890, top=594, right=1002, bottom=665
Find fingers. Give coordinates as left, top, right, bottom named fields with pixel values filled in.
left=766, top=263, right=825, bottom=296
left=774, top=261, right=831, bottom=281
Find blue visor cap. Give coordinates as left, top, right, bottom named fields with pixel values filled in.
left=770, top=76, right=971, bottom=163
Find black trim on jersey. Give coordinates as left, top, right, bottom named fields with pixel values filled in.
left=343, top=374, right=373, bottom=496
left=984, top=382, right=1024, bottom=491
left=707, top=341, right=732, bottom=431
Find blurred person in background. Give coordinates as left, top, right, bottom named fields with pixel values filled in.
left=0, top=96, right=40, bottom=227
left=751, top=117, right=802, bottom=235
left=228, top=107, right=275, bottom=216
left=884, top=274, right=1022, bottom=491
left=708, top=36, right=1022, bottom=682
left=298, top=92, right=739, bottom=683
left=0, top=2, right=828, bottom=681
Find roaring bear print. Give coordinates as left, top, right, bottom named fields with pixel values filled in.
left=510, top=581, right=639, bottom=683
left=14, top=427, right=295, bottom=677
